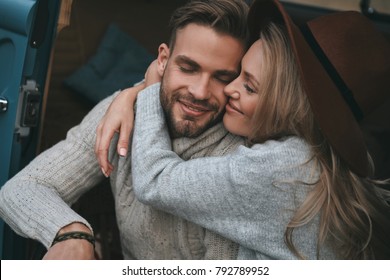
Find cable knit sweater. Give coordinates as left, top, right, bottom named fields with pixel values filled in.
left=132, top=88, right=337, bottom=259
left=0, top=83, right=245, bottom=259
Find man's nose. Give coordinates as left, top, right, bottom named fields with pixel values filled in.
left=189, top=75, right=211, bottom=100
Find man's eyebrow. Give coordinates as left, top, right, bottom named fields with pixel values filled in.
left=175, top=55, right=200, bottom=68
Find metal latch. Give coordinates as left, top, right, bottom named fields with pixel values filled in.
left=21, top=85, right=40, bottom=127
left=0, top=97, right=7, bottom=112
left=16, top=80, right=41, bottom=137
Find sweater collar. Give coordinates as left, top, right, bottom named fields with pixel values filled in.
left=172, top=123, right=245, bottom=160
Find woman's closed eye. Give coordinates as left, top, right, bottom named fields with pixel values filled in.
left=244, top=83, right=256, bottom=94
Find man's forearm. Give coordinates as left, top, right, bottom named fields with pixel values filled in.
left=0, top=93, right=116, bottom=248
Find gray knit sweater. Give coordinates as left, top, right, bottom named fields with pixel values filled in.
left=0, top=83, right=245, bottom=259
left=132, top=88, right=337, bottom=259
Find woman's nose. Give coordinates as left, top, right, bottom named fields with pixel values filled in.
left=224, top=80, right=240, bottom=99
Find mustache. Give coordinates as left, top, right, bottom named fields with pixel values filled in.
left=172, top=92, right=219, bottom=112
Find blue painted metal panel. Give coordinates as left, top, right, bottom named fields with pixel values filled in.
left=0, top=0, right=62, bottom=259
left=0, top=0, right=36, bottom=186
left=0, top=0, right=36, bottom=260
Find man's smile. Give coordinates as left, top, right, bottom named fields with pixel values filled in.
left=177, top=100, right=215, bottom=118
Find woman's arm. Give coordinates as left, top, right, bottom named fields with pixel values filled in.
left=96, top=60, right=161, bottom=176
left=131, top=88, right=306, bottom=253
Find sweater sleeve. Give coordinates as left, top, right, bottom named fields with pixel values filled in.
left=0, top=93, right=117, bottom=248
left=132, top=89, right=315, bottom=257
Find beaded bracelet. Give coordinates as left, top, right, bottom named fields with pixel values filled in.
left=51, top=231, right=95, bottom=248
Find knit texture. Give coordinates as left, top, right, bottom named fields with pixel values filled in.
left=132, top=88, right=338, bottom=259
left=0, top=83, right=244, bottom=259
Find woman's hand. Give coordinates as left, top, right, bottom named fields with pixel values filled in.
left=95, top=82, right=145, bottom=177
left=145, top=59, right=161, bottom=86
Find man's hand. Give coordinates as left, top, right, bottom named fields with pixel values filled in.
left=43, top=238, right=95, bottom=260
left=43, top=222, right=95, bottom=260
left=95, top=83, right=145, bottom=177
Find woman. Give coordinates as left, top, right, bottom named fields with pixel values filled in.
left=98, top=0, right=390, bottom=259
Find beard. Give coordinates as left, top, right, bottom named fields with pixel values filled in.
left=159, top=79, right=224, bottom=138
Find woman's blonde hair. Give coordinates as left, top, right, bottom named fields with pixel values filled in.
left=250, top=22, right=390, bottom=259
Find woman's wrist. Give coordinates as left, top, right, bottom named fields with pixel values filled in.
left=121, top=82, right=145, bottom=105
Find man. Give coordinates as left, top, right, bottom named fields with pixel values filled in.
left=0, top=0, right=248, bottom=259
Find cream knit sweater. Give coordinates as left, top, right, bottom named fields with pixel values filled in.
left=0, top=83, right=245, bottom=259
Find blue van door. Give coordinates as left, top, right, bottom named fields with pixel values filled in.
left=0, top=0, right=62, bottom=259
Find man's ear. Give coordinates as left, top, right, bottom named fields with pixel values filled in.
left=157, top=43, right=170, bottom=75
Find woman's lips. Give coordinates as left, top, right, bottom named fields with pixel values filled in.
left=225, top=102, right=243, bottom=114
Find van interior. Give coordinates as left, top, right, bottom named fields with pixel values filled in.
left=1, top=0, right=389, bottom=259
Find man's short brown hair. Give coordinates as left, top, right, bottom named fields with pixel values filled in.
left=168, top=0, right=249, bottom=51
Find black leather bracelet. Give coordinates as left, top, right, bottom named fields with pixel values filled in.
left=51, top=231, right=95, bottom=248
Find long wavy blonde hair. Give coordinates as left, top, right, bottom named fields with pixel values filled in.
left=249, top=22, right=390, bottom=259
